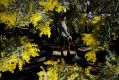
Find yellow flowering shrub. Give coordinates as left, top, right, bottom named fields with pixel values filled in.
left=0, top=36, right=40, bottom=74
left=0, top=12, right=16, bottom=28
left=91, top=16, right=101, bottom=24
left=39, top=0, right=63, bottom=13
left=84, top=66, right=92, bottom=76
left=84, top=66, right=97, bottom=80
left=0, top=54, right=19, bottom=73
left=38, top=19, right=53, bottom=38
left=85, top=51, right=97, bottom=63
left=67, top=64, right=81, bottom=80
left=47, top=68, right=58, bottom=80
left=67, top=72, right=79, bottom=80
left=0, top=0, right=67, bottom=79
left=44, top=60, right=58, bottom=65
left=82, top=33, right=98, bottom=63
left=38, top=60, right=58, bottom=80
left=38, top=67, right=58, bottom=80
left=37, top=66, right=46, bottom=80
left=82, top=33, right=97, bottom=47
left=0, top=0, right=63, bottom=38
left=30, top=11, right=52, bottom=38
left=30, top=12, right=43, bottom=27
left=37, top=59, right=83, bottom=80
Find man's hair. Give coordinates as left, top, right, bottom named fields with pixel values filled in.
left=61, top=14, right=66, bottom=20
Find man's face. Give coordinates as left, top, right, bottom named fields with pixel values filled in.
left=64, top=17, right=66, bottom=20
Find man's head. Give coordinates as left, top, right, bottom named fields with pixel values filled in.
left=63, top=16, right=66, bottom=20
left=61, top=15, right=66, bottom=20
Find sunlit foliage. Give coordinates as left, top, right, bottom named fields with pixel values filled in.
left=37, top=59, right=101, bottom=80
left=0, top=0, right=16, bottom=7
left=82, top=33, right=97, bottom=48
left=95, top=53, right=119, bottom=80
left=0, top=12, right=16, bottom=28
left=37, top=59, right=83, bottom=80
left=39, top=0, right=63, bottom=13
left=0, top=36, right=39, bottom=73
left=0, top=0, right=64, bottom=37
left=38, top=19, right=53, bottom=38
left=0, top=0, right=119, bottom=79
left=91, top=16, right=101, bottom=24
left=0, top=0, right=64, bottom=78
left=85, top=51, right=97, bottom=63
left=84, top=66, right=92, bottom=76
left=82, top=33, right=98, bottom=63
left=30, top=12, right=43, bottom=27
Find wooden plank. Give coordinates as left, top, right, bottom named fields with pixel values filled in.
left=78, top=47, right=91, bottom=51
left=53, top=50, right=77, bottom=56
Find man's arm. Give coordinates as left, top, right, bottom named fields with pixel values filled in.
left=65, top=29, right=70, bottom=37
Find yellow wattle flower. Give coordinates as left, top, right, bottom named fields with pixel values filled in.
left=0, top=12, right=16, bottom=28
left=85, top=51, right=97, bottom=63
left=30, top=12, right=43, bottom=27
left=91, top=16, right=101, bottom=24
left=38, top=19, right=52, bottom=38
left=85, top=66, right=92, bottom=76
left=0, top=37, right=40, bottom=73
left=39, top=0, right=63, bottom=13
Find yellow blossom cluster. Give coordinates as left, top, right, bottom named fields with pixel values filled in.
left=82, top=33, right=97, bottom=47
left=38, top=19, right=53, bottom=38
left=39, top=0, right=63, bottom=13
left=0, top=12, right=16, bottom=28
left=84, top=66, right=92, bottom=76
left=0, top=54, right=18, bottom=73
left=44, top=60, right=58, bottom=65
left=0, top=37, right=40, bottom=74
left=85, top=51, right=97, bottom=63
left=30, top=12, right=43, bottom=27
left=38, top=61, right=58, bottom=80
left=37, top=59, right=83, bottom=80
left=38, top=67, right=58, bottom=80
left=37, top=66, right=45, bottom=80
left=82, top=33, right=97, bottom=63
left=19, top=37, right=40, bottom=64
left=67, top=72, right=79, bottom=80
left=91, top=16, right=101, bottom=24
left=30, top=11, right=52, bottom=38
left=47, top=68, right=58, bottom=80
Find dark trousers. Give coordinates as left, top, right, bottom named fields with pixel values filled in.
left=60, top=36, right=72, bottom=56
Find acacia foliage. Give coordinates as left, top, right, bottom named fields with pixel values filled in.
left=0, top=0, right=65, bottom=77
left=58, top=0, right=119, bottom=63
left=0, top=0, right=119, bottom=79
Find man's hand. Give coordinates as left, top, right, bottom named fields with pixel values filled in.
left=68, top=35, right=72, bottom=40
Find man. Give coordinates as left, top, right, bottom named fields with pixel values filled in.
left=57, top=15, right=72, bottom=56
